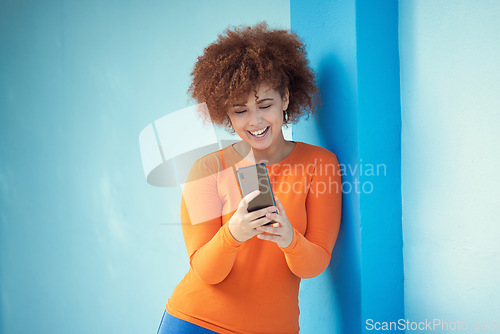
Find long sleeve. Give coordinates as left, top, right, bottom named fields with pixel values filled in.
left=280, top=154, right=342, bottom=278
left=179, top=158, right=243, bottom=284
left=167, top=142, right=337, bottom=334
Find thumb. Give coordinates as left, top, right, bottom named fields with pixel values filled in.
left=274, top=196, right=285, bottom=215
left=239, top=189, right=260, bottom=210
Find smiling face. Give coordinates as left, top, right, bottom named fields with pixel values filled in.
left=227, top=83, right=290, bottom=153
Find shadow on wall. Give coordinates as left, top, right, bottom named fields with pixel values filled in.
left=317, top=54, right=362, bottom=334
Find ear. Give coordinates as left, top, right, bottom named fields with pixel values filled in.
left=225, top=117, right=235, bottom=134
left=282, top=88, right=290, bottom=111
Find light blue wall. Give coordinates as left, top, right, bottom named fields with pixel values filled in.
left=0, top=1, right=289, bottom=333
left=400, top=0, right=500, bottom=333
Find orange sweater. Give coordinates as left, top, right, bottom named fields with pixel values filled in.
left=166, top=141, right=342, bottom=334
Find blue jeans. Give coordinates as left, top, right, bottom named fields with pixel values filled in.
left=157, top=309, right=218, bottom=334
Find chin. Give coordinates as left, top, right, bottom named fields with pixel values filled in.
left=250, top=139, right=274, bottom=151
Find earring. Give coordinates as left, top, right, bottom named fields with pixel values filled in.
left=283, top=110, right=288, bottom=122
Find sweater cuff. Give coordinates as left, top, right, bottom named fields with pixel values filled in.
left=221, top=223, right=244, bottom=249
left=280, top=228, right=301, bottom=253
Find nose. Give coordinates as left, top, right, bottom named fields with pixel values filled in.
left=248, top=108, right=263, bottom=126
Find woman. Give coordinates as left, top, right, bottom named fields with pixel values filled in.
left=158, top=23, right=342, bottom=334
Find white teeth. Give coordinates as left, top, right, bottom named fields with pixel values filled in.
left=250, top=127, right=268, bottom=136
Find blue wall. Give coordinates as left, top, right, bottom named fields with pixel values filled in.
left=0, top=0, right=417, bottom=333
left=356, top=0, right=404, bottom=329
left=290, top=0, right=361, bottom=333
left=0, top=1, right=289, bottom=333
left=291, top=0, right=404, bottom=332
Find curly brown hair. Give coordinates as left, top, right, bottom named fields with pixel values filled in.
left=188, top=22, right=319, bottom=130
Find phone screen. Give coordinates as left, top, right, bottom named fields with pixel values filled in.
left=236, top=163, right=277, bottom=226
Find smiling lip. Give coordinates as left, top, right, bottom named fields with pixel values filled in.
left=247, top=126, right=269, bottom=138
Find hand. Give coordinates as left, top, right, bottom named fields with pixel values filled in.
left=228, top=190, right=278, bottom=243
left=255, top=196, right=294, bottom=248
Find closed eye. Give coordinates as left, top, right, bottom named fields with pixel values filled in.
left=234, top=110, right=247, bottom=114
left=260, top=105, right=272, bottom=109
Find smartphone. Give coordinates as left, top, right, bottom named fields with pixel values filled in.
left=236, top=163, right=277, bottom=226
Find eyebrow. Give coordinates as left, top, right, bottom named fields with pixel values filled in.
left=232, top=98, right=274, bottom=107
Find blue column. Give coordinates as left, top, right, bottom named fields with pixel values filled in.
left=291, top=0, right=404, bottom=332
left=356, top=0, right=404, bottom=331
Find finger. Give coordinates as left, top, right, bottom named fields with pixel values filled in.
left=274, top=196, right=286, bottom=215
left=257, top=233, right=280, bottom=242
left=252, top=215, right=281, bottom=230
left=239, top=190, right=260, bottom=210
left=249, top=215, right=274, bottom=229
left=248, top=205, right=278, bottom=221
left=256, top=224, right=282, bottom=234
left=264, top=211, right=283, bottom=225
